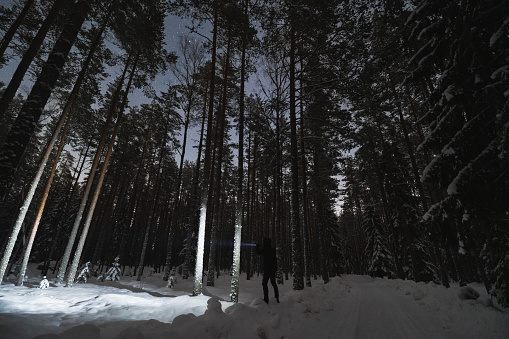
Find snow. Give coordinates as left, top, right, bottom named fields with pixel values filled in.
left=490, top=65, right=509, bottom=80
left=1, top=265, right=508, bottom=339
left=489, top=17, right=509, bottom=47
left=443, top=85, right=458, bottom=101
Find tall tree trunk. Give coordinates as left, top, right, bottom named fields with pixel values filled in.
left=43, top=140, right=90, bottom=276
left=144, top=112, right=170, bottom=281
left=164, top=92, right=191, bottom=281
left=193, top=0, right=217, bottom=296
left=299, top=73, right=311, bottom=287
left=183, top=78, right=208, bottom=280
left=91, top=166, right=122, bottom=264
left=0, top=0, right=66, bottom=124
left=136, top=163, right=157, bottom=281
left=245, top=128, right=252, bottom=280
left=231, top=0, right=248, bottom=302
left=206, top=33, right=231, bottom=287
left=289, top=21, right=304, bottom=290
left=0, top=0, right=93, bottom=201
left=16, top=112, right=72, bottom=286
left=66, top=52, right=138, bottom=287
left=118, top=122, right=152, bottom=267
left=0, top=0, right=36, bottom=61
left=313, top=126, right=329, bottom=284
left=56, top=53, right=132, bottom=284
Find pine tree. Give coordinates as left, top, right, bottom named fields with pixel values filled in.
left=363, top=203, right=395, bottom=279
left=407, top=0, right=509, bottom=302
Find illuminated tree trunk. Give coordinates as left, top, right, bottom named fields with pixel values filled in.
left=16, top=113, right=71, bottom=286
left=183, top=79, right=208, bottom=279
left=193, top=0, right=217, bottom=296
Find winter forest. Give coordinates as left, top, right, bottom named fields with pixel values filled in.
left=0, top=0, right=508, bottom=312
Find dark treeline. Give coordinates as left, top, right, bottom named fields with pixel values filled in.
left=0, top=0, right=507, bottom=307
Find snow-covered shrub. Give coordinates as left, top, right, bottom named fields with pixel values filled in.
left=458, top=286, right=480, bottom=301
left=76, top=262, right=91, bottom=283
left=167, top=274, right=175, bottom=288
left=39, top=276, right=49, bottom=289
left=105, top=256, right=121, bottom=281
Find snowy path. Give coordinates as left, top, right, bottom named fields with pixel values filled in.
left=329, top=275, right=445, bottom=338
left=1, top=270, right=507, bottom=339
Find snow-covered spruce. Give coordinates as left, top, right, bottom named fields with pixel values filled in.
left=76, top=262, right=91, bottom=283
left=104, top=256, right=121, bottom=281
left=39, top=276, right=49, bottom=289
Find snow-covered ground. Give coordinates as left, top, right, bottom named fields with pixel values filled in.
left=0, top=265, right=508, bottom=339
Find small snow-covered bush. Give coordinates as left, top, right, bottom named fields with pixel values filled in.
left=458, top=286, right=480, bottom=301
left=76, top=262, right=91, bottom=283
left=105, top=256, right=121, bottom=281
left=39, top=276, right=49, bottom=289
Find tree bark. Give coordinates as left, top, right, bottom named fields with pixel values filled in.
left=289, top=21, right=304, bottom=290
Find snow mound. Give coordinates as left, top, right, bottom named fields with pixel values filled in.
left=458, top=286, right=480, bottom=301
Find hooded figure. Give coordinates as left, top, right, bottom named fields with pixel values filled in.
left=256, top=237, right=279, bottom=304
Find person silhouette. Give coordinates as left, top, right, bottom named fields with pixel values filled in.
left=256, top=237, right=279, bottom=304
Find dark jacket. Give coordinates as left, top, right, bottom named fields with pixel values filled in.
left=256, top=238, right=277, bottom=274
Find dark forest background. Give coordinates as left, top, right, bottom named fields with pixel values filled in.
left=0, top=0, right=508, bottom=307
